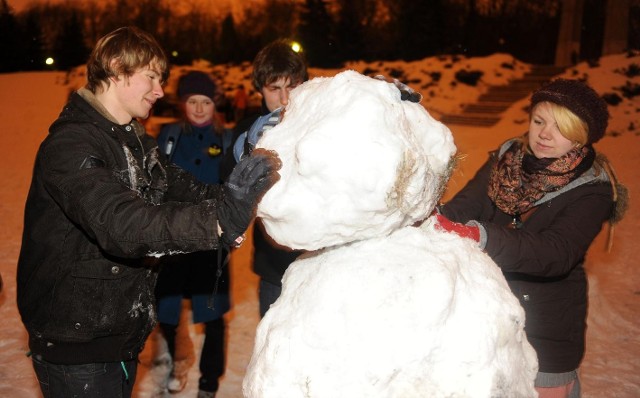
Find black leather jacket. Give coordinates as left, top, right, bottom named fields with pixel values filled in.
left=17, top=89, right=223, bottom=364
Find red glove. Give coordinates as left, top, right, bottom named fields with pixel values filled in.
left=434, top=213, right=480, bottom=242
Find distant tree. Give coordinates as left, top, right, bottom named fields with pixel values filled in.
left=20, top=9, right=46, bottom=71
left=154, top=5, right=175, bottom=62
left=298, top=0, right=339, bottom=67
left=602, top=0, right=631, bottom=55
left=52, top=10, right=89, bottom=70
left=235, top=5, right=273, bottom=59
left=387, top=0, right=446, bottom=60
left=82, top=0, right=105, bottom=45
left=580, top=0, right=606, bottom=61
left=200, top=23, right=221, bottom=63
left=100, top=0, right=136, bottom=36
left=333, top=0, right=371, bottom=61
left=167, top=8, right=218, bottom=65
left=259, top=0, right=298, bottom=46
left=459, top=0, right=480, bottom=55
left=236, top=7, right=267, bottom=57
left=169, top=15, right=190, bottom=64
left=189, top=11, right=221, bottom=63
left=631, top=0, right=640, bottom=50
left=231, top=0, right=297, bottom=63
left=0, top=0, right=22, bottom=72
left=505, top=1, right=560, bottom=64
left=219, top=13, right=240, bottom=63
left=28, top=3, right=82, bottom=61
left=443, top=0, right=560, bottom=63
left=555, top=0, right=584, bottom=65
left=132, top=0, right=165, bottom=36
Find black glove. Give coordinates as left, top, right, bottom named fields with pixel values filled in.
left=374, top=75, right=423, bottom=103
left=218, top=149, right=281, bottom=247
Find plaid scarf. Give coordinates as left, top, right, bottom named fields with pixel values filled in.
left=488, top=138, right=594, bottom=216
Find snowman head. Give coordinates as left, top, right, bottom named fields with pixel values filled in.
left=256, top=70, right=456, bottom=250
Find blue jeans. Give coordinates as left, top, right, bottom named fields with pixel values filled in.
left=259, top=279, right=282, bottom=318
left=32, top=354, right=137, bottom=398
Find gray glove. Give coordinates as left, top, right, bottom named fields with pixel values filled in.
left=233, top=108, right=283, bottom=162
left=217, top=149, right=281, bottom=247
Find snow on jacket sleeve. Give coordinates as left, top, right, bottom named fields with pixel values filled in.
left=35, top=124, right=222, bottom=258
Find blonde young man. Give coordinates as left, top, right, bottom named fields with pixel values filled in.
left=17, top=26, right=279, bottom=397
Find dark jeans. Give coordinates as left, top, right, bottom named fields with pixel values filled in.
left=159, top=318, right=225, bottom=392
left=31, top=355, right=137, bottom=398
left=259, top=279, right=282, bottom=318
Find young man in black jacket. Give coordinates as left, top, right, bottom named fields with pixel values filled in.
left=222, top=39, right=308, bottom=317
left=16, top=26, right=280, bottom=398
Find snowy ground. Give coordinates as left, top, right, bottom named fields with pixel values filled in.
left=0, top=52, right=638, bottom=397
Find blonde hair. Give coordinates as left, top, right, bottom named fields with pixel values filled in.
left=86, top=26, right=169, bottom=93
left=533, top=101, right=589, bottom=145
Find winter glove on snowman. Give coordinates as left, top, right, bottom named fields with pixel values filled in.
left=218, top=149, right=281, bottom=247
left=233, top=107, right=284, bottom=162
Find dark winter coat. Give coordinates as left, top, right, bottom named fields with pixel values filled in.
left=154, top=122, right=234, bottom=324
left=440, top=139, right=614, bottom=374
left=222, top=103, right=301, bottom=286
left=17, top=89, right=223, bottom=365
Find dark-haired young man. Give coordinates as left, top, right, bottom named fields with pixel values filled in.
left=223, top=39, right=308, bottom=317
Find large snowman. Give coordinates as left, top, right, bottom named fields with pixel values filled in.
left=243, top=70, right=538, bottom=398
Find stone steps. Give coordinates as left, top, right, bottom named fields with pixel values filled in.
left=440, top=65, right=565, bottom=127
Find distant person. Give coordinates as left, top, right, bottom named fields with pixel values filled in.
left=154, top=71, right=234, bottom=397
left=435, top=79, right=627, bottom=398
left=16, top=26, right=280, bottom=398
left=232, top=84, right=248, bottom=123
left=222, top=38, right=308, bottom=317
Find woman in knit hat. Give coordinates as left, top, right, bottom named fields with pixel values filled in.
left=155, top=71, right=234, bottom=398
left=435, top=78, right=627, bottom=398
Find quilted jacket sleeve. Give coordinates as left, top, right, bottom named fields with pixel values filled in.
left=33, top=125, right=222, bottom=258
left=440, top=152, right=613, bottom=278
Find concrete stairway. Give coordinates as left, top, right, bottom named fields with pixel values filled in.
left=439, top=65, right=566, bottom=127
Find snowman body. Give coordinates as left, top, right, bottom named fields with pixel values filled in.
left=243, top=71, right=538, bottom=398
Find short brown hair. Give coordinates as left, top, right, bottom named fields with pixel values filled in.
left=251, top=39, right=308, bottom=92
left=86, top=26, right=169, bottom=93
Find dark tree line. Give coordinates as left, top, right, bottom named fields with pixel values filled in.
left=1, top=0, right=639, bottom=73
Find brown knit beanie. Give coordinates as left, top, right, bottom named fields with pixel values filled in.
left=531, top=78, right=609, bottom=144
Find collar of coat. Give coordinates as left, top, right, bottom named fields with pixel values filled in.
left=77, top=87, right=146, bottom=138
